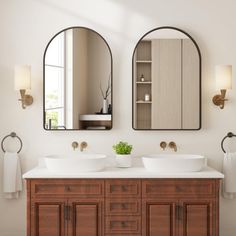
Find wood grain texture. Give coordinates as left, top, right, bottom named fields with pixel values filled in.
left=105, top=216, right=141, bottom=234
left=151, top=39, right=182, bottom=129
left=105, top=199, right=141, bottom=216
left=179, top=200, right=214, bottom=236
left=31, top=179, right=104, bottom=198
left=143, top=200, right=176, bottom=236
left=68, top=200, right=103, bottom=236
left=142, top=179, right=216, bottom=198
left=31, top=199, right=65, bottom=236
left=26, top=178, right=221, bottom=236
left=26, top=180, right=31, bottom=236
left=105, top=180, right=141, bottom=198
left=182, top=38, right=200, bottom=129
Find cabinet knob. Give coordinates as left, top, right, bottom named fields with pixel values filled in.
left=122, top=185, right=127, bottom=192
left=122, top=203, right=128, bottom=209
left=65, top=186, right=71, bottom=192
left=121, top=221, right=127, bottom=227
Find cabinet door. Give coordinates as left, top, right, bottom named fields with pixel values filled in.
left=143, top=200, right=177, bottom=236
left=179, top=199, right=215, bottom=236
left=31, top=199, right=66, bottom=236
left=68, top=199, right=103, bottom=236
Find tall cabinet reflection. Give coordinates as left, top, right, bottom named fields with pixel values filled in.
left=44, top=27, right=112, bottom=130
left=133, top=27, right=201, bottom=130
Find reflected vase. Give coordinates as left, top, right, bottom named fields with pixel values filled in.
left=103, top=99, right=108, bottom=114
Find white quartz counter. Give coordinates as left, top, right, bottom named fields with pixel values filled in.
left=23, top=166, right=224, bottom=179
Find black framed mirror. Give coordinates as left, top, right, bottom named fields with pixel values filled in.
left=43, top=27, right=112, bottom=130
left=132, top=26, right=201, bottom=130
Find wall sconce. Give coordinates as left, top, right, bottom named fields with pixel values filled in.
left=212, top=65, right=232, bottom=109
left=14, top=65, right=33, bottom=109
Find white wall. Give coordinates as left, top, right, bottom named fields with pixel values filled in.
left=0, top=0, right=236, bottom=235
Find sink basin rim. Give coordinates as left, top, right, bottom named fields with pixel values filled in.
left=142, top=154, right=206, bottom=172
left=44, top=153, right=108, bottom=173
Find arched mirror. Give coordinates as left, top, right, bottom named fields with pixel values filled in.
left=44, top=27, right=112, bottom=130
left=132, top=27, right=201, bottom=130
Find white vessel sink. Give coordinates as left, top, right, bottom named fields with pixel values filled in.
left=142, top=154, right=206, bottom=172
left=44, top=154, right=107, bottom=173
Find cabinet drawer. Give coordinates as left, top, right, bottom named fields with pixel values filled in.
left=31, top=179, right=104, bottom=197
left=105, top=216, right=141, bottom=234
left=105, top=199, right=141, bottom=215
left=105, top=180, right=141, bottom=197
left=142, top=179, right=216, bottom=198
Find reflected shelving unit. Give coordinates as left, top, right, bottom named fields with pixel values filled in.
left=133, top=40, right=152, bottom=129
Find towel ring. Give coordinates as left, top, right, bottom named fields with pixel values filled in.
left=1, top=132, right=23, bottom=154
left=221, top=132, right=236, bottom=153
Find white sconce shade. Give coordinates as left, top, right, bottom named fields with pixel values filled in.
left=215, top=65, right=232, bottom=90
left=14, top=65, right=31, bottom=90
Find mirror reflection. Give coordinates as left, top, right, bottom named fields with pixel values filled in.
left=44, top=27, right=112, bottom=130
left=132, top=27, right=201, bottom=130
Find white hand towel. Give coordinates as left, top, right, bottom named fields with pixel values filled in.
left=223, top=152, right=236, bottom=199
left=3, top=152, right=22, bottom=199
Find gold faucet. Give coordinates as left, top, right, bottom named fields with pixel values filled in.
left=72, top=141, right=79, bottom=151
left=80, top=141, right=88, bottom=152
left=168, top=141, right=177, bottom=152
left=160, top=141, right=167, bottom=150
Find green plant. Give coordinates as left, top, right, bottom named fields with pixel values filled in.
left=113, top=141, right=133, bottom=155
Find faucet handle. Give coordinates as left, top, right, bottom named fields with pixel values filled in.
left=169, top=141, right=177, bottom=152
left=160, top=141, right=167, bottom=150
left=80, top=141, right=88, bottom=152
left=72, top=141, right=79, bottom=151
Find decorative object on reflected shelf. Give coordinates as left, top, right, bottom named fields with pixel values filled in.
left=140, top=74, right=145, bottom=82
left=113, top=141, right=133, bottom=168
left=100, top=74, right=111, bottom=114
left=145, top=94, right=150, bottom=102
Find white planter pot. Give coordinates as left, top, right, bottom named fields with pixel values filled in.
left=116, top=154, right=132, bottom=168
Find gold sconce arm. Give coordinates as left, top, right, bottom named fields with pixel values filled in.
left=212, top=89, right=228, bottom=109
left=19, top=89, right=33, bottom=109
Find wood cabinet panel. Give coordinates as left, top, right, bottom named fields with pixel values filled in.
left=68, top=200, right=103, bottom=236
left=143, top=200, right=176, bottom=236
left=105, top=216, right=141, bottom=234
left=31, top=179, right=104, bottom=197
left=105, top=199, right=141, bottom=215
left=31, top=200, right=65, bottom=236
left=179, top=200, right=215, bottom=236
left=26, top=178, right=220, bottom=236
left=142, top=179, right=216, bottom=198
left=105, top=180, right=141, bottom=197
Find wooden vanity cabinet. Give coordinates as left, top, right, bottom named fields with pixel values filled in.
left=142, top=179, right=220, bottom=236
left=26, top=178, right=220, bottom=236
left=27, top=179, right=104, bottom=236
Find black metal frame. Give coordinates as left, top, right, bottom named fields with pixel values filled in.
left=1, top=132, right=23, bottom=153
left=132, top=26, right=202, bottom=131
left=43, top=26, right=113, bottom=131
left=221, top=132, right=236, bottom=153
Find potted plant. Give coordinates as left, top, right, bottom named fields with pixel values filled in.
left=113, top=141, right=133, bottom=167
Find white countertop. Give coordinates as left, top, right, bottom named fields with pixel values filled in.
left=79, top=114, right=112, bottom=121
left=23, top=166, right=224, bottom=179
